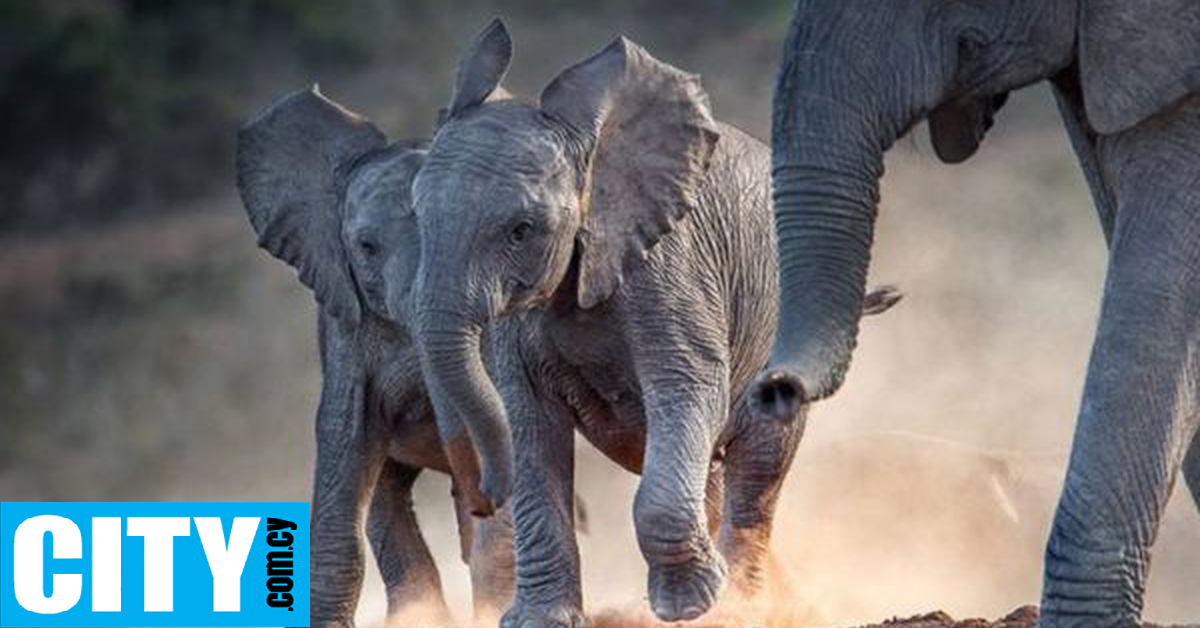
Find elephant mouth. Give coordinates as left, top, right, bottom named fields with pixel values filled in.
left=506, top=278, right=553, bottom=312
left=358, top=280, right=390, bottom=317
left=363, top=283, right=383, bottom=304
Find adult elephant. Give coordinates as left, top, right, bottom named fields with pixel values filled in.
left=748, top=1, right=1200, bottom=626
left=398, top=19, right=899, bottom=627
left=236, top=88, right=513, bottom=628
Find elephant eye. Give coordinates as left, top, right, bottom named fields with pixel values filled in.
left=358, top=238, right=380, bottom=257
left=509, top=221, right=533, bottom=245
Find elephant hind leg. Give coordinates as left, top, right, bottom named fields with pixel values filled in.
left=718, top=426, right=803, bottom=601
left=1185, top=433, right=1200, bottom=514
left=452, top=478, right=515, bottom=623
left=466, top=505, right=515, bottom=624
left=367, top=459, right=451, bottom=626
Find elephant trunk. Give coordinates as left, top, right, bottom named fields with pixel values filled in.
left=414, top=302, right=513, bottom=516
left=749, top=48, right=896, bottom=421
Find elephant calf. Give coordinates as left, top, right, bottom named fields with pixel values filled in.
left=235, top=88, right=513, bottom=628
left=397, top=20, right=900, bottom=627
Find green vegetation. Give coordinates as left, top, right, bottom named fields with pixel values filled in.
left=0, top=0, right=375, bottom=233
left=0, top=0, right=788, bottom=235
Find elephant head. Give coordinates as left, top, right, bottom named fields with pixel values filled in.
left=403, top=19, right=718, bottom=512
left=750, top=0, right=1200, bottom=420
left=235, top=86, right=426, bottom=329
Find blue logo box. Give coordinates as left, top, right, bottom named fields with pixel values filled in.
left=0, top=502, right=309, bottom=627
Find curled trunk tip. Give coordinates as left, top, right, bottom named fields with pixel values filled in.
left=747, top=369, right=806, bottom=423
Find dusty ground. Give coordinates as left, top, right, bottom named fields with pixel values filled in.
left=590, top=606, right=1199, bottom=628
left=851, top=607, right=1041, bottom=628
left=847, top=607, right=1192, bottom=628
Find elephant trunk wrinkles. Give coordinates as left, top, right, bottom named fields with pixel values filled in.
left=415, top=309, right=513, bottom=516
left=752, top=56, right=895, bottom=417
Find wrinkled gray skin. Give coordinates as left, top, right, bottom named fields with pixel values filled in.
left=235, top=88, right=513, bottom=628
left=751, top=0, right=1200, bottom=626
left=397, top=21, right=900, bottom=627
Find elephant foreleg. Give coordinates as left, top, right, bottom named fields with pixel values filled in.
left=310, top=374, right=382, bottom=628
left=366, top=460, right=451, bottom=626
left=1039, top=115, right=1200, bottom=628
left=631, top=348, right=730, bottom=623
left=498, top=362, right=583, bottom=628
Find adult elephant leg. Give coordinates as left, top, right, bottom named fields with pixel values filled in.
left=468, top=505, right=515, bottom=624
left=1039, top=114, right=1200, bottom=627
left=310, top=373, right=382, bottom=628
left=499, top=355, right=583, bottom=628
left=366, top=460, right=451, bottom=626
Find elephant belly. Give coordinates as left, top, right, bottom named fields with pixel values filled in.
left=372, top=357, right=450, bottom=473
left=385, top=413, right=451, bottom=474
left=542, top=301, right=650, bottom=473
left=551, top=355, right=647, bottom=474
left=574, top=396, right=646, bottom=474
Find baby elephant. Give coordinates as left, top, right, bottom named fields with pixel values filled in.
left=401, top=21, right=901, bottom=627
left=235, top=88, right=513, bottom=628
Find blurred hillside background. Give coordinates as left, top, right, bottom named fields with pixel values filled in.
left=0, top=1, right=1196, bottom=626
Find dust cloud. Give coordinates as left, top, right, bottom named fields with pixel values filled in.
left=351, top=88, right=1198, bottom=627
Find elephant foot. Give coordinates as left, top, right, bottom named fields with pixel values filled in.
left=1037, top=599, right=1141, bottom=628
left=473, top=592, right=515, bottom=627
left=647, top=552, right=727, bottom=622
left=385, top=600, right=453, bottom=628
left=1035, top=613, right=1138, bottom=628
left=720, top=527, right=773, bottom=599
left=474, top=605, right=506, bottom=628
left=1038, top=513, right=1146, bottom=628
left=500, top=601, right=586, bottom=628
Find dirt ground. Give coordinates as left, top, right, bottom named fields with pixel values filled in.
left=848, top=606, right=1192, bottom=628
left=590, top=606, right=1198, bottom=628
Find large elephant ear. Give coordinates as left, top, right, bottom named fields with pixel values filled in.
left=236, top=86, right=386, bottom=325
left=445, top=18, right=512, bottom=119
left=928, top=93, right=1008, bottom=164
left=541, top=38, right=720, bottom=308
left=1078, top=0, right=1200, bottom=134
